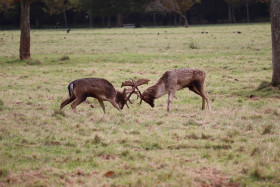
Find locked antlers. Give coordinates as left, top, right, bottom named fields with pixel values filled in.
left=121, top=78, right=150, bottom=107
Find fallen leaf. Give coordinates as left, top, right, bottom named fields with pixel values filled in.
left=77, top=170, right=83, bottom=176
left=249, top=95, right=260, bottom=100
left=104, top=171, right=114, bottom=177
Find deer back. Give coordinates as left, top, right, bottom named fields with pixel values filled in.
left=143, top=68, right=206, bottom=99
left=159, top=68, right=206, bottom=90
left=72, top=78, right=117, bottom=100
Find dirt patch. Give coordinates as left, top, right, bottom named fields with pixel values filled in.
left=6, top=170, right=47, bottom=186
left=3, top=168, right=94, bottom=186
left=189, top=167, right=240, bottom=187
left=97, top=154, right=117, bottom=160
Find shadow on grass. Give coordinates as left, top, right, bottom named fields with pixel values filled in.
left=2, top=56, right=72, bottom=66
left=235, top=81, right=280, bottom=98
left=0, top=99, right=4, bottom=111
left=255, top=81, right=280, bottom=96
left=5, top=58, right=42, bottom=66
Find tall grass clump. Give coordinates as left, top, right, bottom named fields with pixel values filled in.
left=0, top=99, right=4, bottom=111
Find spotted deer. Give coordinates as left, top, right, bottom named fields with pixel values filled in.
left=60, top=78, right=147, bottom=114
left=137, top=68, right=211, bottom=111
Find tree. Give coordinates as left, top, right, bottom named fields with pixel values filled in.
left=242, top=0, right=253, bottom=23
left=43, top=0, right=80, bottom=28
left=146, top=0, right=167, bottom=25
left=79, top=0, right=151, bottom=27
left=0, top=0, right=14, bottom=12
left=192, top=0, right=228, bottom=24
left=158, top=0, right=200, bottom=27
left=270, top=0, right=280, bottom=86
left=79, top=0, right=111, bottom=27
left=124, top=0, right=152, bottom=26
left=19, top=0, right=32, bottom=60
left=0, top=0, right=33, bottom=60
left=224, top=0, right=241, bottom=23
left=1, top=0, right=80, bottom=60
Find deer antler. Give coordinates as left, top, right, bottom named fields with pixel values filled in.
left=121, top=78, right=150, bottom=107
left=124, top=87, right=139, bottom=104
left=133, top=78, right=150, bottom=105
left=121, top=78, right=150, bottom=88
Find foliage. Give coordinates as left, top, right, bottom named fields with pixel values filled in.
left=0, top=0, right=271, bottom=26
left=79, top=0, right=110, bottom=16
left=79, top=0, right=152, bottom=17
left=43, top=0, right=80, bottom=15
left=160, top=0, right=200, bottom=13
left=151, top=0, right=200, bottom=27
left=0, top=0, right=14, bottom=12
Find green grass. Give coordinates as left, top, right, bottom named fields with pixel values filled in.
left=0, top=23, right=280, bottom=186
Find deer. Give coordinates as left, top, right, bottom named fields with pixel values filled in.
left=60, top=78, right=148, bottom=114
left=135, top=68, right=211, bottom=112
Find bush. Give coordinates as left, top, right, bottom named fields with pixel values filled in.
left=59, top=56, right=70, bottom=61
left=0, top=99, right=4, bottom=111
left=189, top=41, right=199, bottom=49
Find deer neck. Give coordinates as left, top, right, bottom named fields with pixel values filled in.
left=115, top=90, right=124, bottom=103
left=150, top=82, right=167, bottom=99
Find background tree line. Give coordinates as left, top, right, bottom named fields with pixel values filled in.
left=0, top=0, right=270, bottom=29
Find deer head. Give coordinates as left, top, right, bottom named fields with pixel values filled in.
left=121, top=78, right=150, bottom=107
left=140, top=88, right=156, bottom=107
left=116, top=88, right=136, bottom=109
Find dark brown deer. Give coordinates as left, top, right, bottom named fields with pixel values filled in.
left=138, top=68, right=211, bottom=111
left=60, top=78, right=143, bottom=113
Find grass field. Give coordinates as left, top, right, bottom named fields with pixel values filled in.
left=0, top=23, right=280, bottom=186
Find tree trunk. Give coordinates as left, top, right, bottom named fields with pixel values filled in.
left=172, top=10, right=189, bottom=27
left=35, top=16, right=40, bottom=28
left=179, top=16, right=182, bottom=25
left=117, top=13, right=123, bottom=27
left=89, top=13, right=93, bottom=27
left=168, top=14, right=172, bottom=25
left=228, top=4, right=236, bottom=23
left=228, top=4, right=232, bottom=22
left=20, top=0, right=31, bottom=60
left=181, top=14, right=189, bottom=27
left=232, top=7, right=236, bottom=23
left=102, top=16, right=105, bottom=27
left=153, top=13, right=156, bottom=26
left=271, top=0, right=280, bottom=86
left=245, top=1, right=250, bottom=23
left=107, top=16, right=111, bottom=28
left=63, top=6, right=68, bottom=28
left=174, top=14, right=177, bottom=26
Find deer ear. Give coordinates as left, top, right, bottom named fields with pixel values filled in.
left=123, top=88, right=129, bottom=100
left=123, top=88, right=127, bottom=95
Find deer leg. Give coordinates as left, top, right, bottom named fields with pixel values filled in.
left=194, top=83, right=211, bottom=111
left=167, top=91, right=176, bottom=112
left=199, top=90, right=211, bottom=111
left=71, top=97, right=86, bottom=113
left=98, top=99, right=106, bottom=114
left=60, top=96, right=75, bottom=109
left=109, top=100, right=121, bottom=111
left=189, top=86, right=205, bottom=110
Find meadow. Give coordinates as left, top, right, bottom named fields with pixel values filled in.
left=0, top=23, right=279, bottom=186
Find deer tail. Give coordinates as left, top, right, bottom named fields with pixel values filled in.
left=68, top=81, right=75, bottom=98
